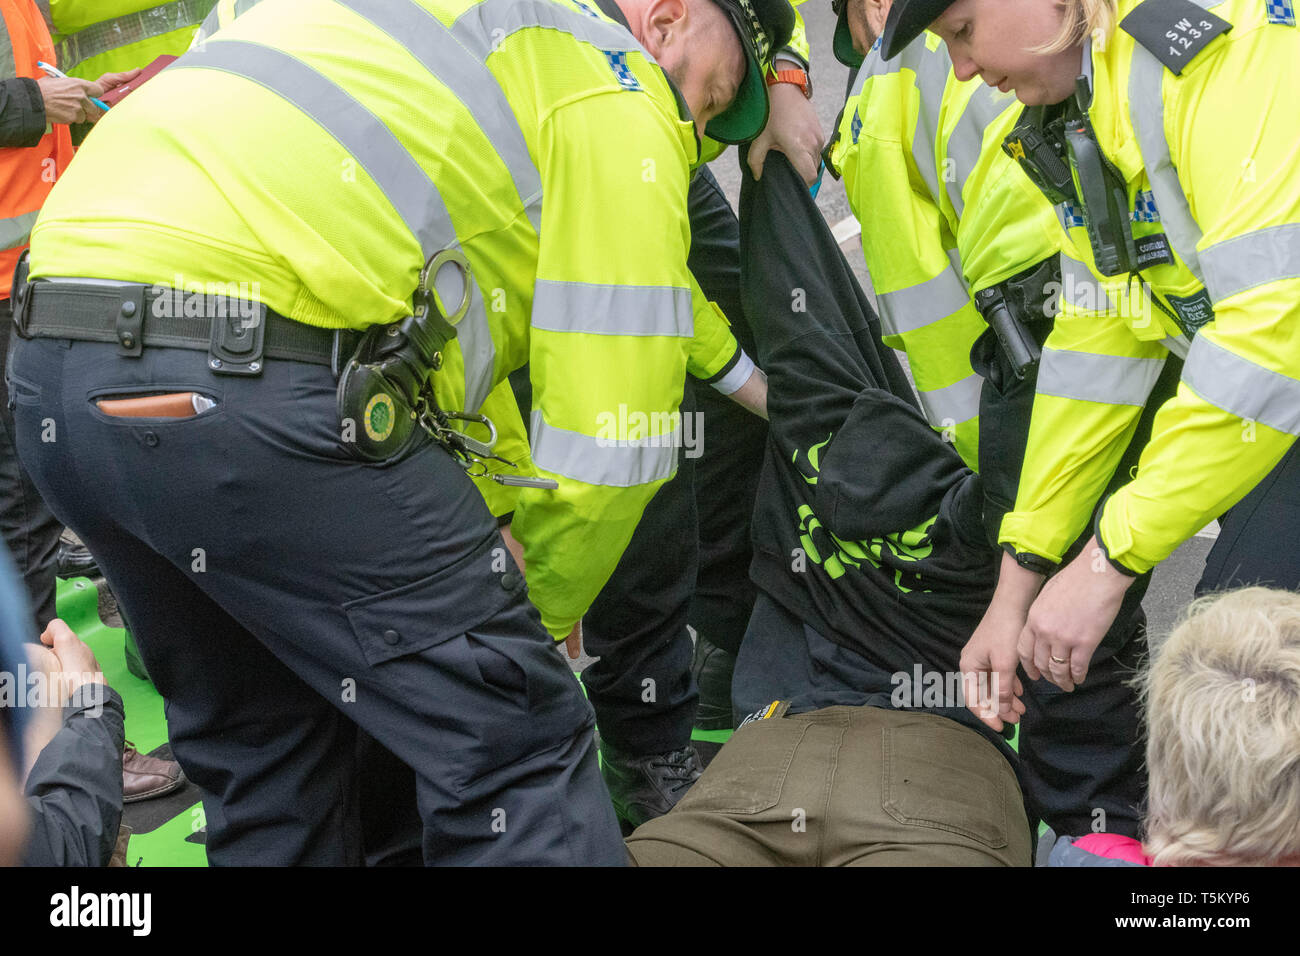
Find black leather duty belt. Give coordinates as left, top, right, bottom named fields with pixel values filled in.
left=12, top=275, right=359, bottom=376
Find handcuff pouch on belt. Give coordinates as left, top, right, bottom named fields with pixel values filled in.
left=335, top=251, right=558, bottom=489
left=1003, top=77, right=1142, bottom=279
left=973, top=256, right=1062, bottom=380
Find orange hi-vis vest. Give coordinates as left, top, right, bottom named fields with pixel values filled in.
left=0, top=0, right=72, bottom=297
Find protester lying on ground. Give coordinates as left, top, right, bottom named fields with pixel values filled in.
left=624, top=151, right=1032, bottom=866
left=1051, top=587, right=1300, bottom=867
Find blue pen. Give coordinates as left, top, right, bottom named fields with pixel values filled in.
left=37, top=61, right=110, bottom=112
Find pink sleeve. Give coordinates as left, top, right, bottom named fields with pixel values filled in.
left=1074, top=833, right=1152, bottom=866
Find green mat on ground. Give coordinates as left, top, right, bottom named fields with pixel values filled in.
left=56, top=577, right=208, bottom=868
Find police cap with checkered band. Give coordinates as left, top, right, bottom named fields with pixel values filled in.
left=705, top=0, right=796, bottom=143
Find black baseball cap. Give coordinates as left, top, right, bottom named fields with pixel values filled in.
left=705, top=0, right=796, bottom=144
left=880, top=0, right=958, bottom=60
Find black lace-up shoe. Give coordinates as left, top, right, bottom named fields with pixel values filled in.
left=601, top=743, right=704, bottom=829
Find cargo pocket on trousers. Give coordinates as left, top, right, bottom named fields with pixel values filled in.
left=672, top=717, right=808, bottom=815
left=343, top=534, right=516, bottom=667
left=881, top=719, right=1009, bottom=849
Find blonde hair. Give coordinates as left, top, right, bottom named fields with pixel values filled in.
left=1138, top=588, right=1300, bottom=866
left=1033, top=0, right=1118, bottom=55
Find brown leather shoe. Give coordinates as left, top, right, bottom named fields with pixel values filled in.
left=122, top=742, right=186, bottom=803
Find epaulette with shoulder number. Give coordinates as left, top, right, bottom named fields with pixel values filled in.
left=1119, top=0, right=1234, bottom=74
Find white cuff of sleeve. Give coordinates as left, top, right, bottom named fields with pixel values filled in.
left=711, top=350, right=756, bottom=396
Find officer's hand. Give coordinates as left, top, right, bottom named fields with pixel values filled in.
left=564, top=620, right=583, bottom=661
left=35, top=75, right=100, bottom=125
left=960, top=553, right=1040, bottom=731
left=748, top=80, right=824, bottom=186
left=1019, top=537, right=1132, bottom=692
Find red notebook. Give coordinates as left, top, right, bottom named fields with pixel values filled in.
left=98, top=54, right=178, bottom=107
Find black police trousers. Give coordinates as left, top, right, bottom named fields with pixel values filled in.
left=9, top=333, right=626, bottom=866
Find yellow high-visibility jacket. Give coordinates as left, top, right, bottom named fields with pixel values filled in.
left=46, top=0, right=215, bottom=78
left=32, top=0, right=740, bottom=639
left=190, top=0, right=753, bottom=520
left=1001, top=0, right=1300, bottom=573
left=829, top=32, right=1063, bottom=469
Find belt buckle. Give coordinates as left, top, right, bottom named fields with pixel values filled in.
left=208, top=299, right=266, bottom=376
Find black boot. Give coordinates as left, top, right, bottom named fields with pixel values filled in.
left=600, top=743, right=703, bottom=830
left=691, top=633, right=737, bottom=731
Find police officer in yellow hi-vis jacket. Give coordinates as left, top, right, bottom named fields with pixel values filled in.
left=827, top=0, right=1180, bottom=838
left=9, top=0, right=793, bottom=865
left=201, top=0, right=812, bottom=836
left=880, top=0, right=1300, bottom=721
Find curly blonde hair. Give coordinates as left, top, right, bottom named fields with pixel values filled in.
left=1138, top=587, right=1300, bottom=866
left=1032, top=0, right=1118, bottom=54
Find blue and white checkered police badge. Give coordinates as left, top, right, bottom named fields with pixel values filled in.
left=1266, top=0, right=1296, bottom=26
left=1061, top=202, right=1085, bottom=228
left=603, top=50, right=642, bottom=90
left=1132, top=189, right=1161, bottom=223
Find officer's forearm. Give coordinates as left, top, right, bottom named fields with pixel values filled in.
left=725, top=366, right=768, bottom=421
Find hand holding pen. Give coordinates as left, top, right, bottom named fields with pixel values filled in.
left=35, top=62, right=140, bottom=126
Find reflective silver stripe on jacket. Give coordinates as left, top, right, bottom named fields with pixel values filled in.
left=55, top=0, right=215, bottom=73
left=451, top=0, right=645, bottom=58
left=876, top=266, right=971, bottom=337
left=1037, top=348, right=1165, bottom=406
left=531, top=281, right=693, bottom=337
left=1182, top=335, right=1300, bottom=435
left=338, top=0, right=542, bottom=235
left=916, top=372, right=982, bottom=427
left=171, top=38, right=506, bottom=404
left=943, top=81, right=1013, bottom=220
left=530, top=410, right=678, bottom=486
left=174, top=40, right=456, bottom=255
left=0, top=210, right=40, bottom=251
left=1200, top=222, right=1300, bottom=305
left=1058, top=253, right=1114, bottom=312
left=906, top=45, right=949, bottom=206
left=1161, top=333, right=1190, bottom=360
left=1125, top=0, right=1230, bottom=285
